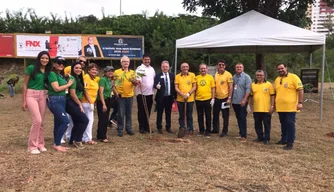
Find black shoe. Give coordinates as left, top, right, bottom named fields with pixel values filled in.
left=166, top=129, right=173, bottom=133
left=219, top=133, right=228, bottom=137
left=127, top=131, right=135, bottom=136
left=211, top=130, right=219, bottom=134
left=253, top=138, right=264, bottom=142
left=117, top=132, right=123, bottom=137
left=283, top=143, right=293, bottom=150
left=177, top=127, right=186, bottom=138
left=263, top=140, right=269, bottom=145
left=139, top=130, right=146, bottom=134
left=276, top=140, right=287, bottom=145
left=158, top=129, right=163, bottom=134
left=205, top=132, right=211, bottom=138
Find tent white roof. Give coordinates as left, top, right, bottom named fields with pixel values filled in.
left=176, top=10, right=326, bottom=53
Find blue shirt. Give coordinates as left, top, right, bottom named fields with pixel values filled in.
left=232, top=72, right=251, bottom=104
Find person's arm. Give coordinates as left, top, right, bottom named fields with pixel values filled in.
left=189, top=82, right=197, bottom=96
left=269, top=95, right=275, bottom=114
left=98, top=86, right=107, bottom=112
left=21, top=75, right=30, bottom=111
left=241, top=76, right=251, bottom=107
left=50, top=79, right=73, bottom=92
left=227, top=82, right=233, bottom=104
left=297, top=89, right=304, bottom=110
left=69, top=89, right=84, bottom=112
left=84, top=90, right=92, bottom=104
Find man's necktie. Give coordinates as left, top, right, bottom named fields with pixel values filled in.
left=164, top=73, right=168, bottom=96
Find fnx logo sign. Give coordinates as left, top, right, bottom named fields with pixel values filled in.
left=25, top=40, right=41, bottom=47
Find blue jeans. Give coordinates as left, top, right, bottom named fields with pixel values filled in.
left=117, top=97, right=133, bottom=133
left=278, top=112, right=296, bottom=144
left=48, top=96, right=69, bottom=146
left=7, top=84, right=15, bottom=97
left=232, top=103, right=248, bottom=138
left=66, top=99, right=89, bottom=143
left=177, top=101, right=194, bottom=131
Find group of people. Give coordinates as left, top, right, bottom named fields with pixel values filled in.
left=22, top=50, right=303, bottom=154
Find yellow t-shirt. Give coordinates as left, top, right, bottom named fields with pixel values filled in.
left=81, top=74, right=99, bottom=103
left=250, top=81, right=275, bottom=112
left=175, top=72, right=196, bottom=102
left=195, top=74, right=215, bottom=101
left=215, top=71, right=233, bottom=99
left=274, top=73, right=303, bottom=112
left=64, top=66, right=85, bottom=77
left=114, top=69, right=135, bottom=98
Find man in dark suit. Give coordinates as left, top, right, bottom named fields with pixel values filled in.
left=154, top=60, right=175, bottom=134
left=84, top=36, right=101, bottom=57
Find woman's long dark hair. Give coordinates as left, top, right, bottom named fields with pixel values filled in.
left=31, top=51, right=52, bottom=80
left=70, top=62, right=84, bottom=92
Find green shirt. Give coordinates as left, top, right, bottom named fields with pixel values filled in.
left=47, top=72, right=67, bottom=96
left=25, top=65, right=45, bottom=90
left=97, top=76, right=112, bottom=100
left=67, top=76, right=83, bottom=100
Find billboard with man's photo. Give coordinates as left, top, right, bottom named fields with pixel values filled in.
left=81, top=35, right=144, bottom=59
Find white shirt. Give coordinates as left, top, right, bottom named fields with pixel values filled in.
left=89, top=44, right=96, bottom=57
left=164, top=72, right=171, bottom=96
left=135, top=64, right=155, bottom=96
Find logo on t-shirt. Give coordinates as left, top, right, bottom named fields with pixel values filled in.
left=200, top=80, right=206, bottom=86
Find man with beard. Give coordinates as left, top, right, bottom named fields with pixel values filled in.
left=274, top=63, right=303, bottom=150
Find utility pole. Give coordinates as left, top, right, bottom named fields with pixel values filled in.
left=120, top=0, right=122, bottom=16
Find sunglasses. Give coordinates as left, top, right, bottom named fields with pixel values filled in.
left=56, top=62, right=65, bottom=65
left=218, top=64, right=225, bottom=66
left=79, top=60, right=87, bottom=64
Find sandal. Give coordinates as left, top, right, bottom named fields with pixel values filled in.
left=85, top=140, right=97, bottom=145
left=101, top=139, right=109, bottom=143
left=73, top=141, right=85, bottom=149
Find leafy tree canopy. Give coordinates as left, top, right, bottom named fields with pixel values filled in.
left=182, top=0, right=334, bottom=27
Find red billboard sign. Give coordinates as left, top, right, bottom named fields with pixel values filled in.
left=0, top=34, right=14, bottom=57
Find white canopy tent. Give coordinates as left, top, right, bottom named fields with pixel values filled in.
left=175, top=10, right=326, bottom=120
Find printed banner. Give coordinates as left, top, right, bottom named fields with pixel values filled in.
left=82, top=36, right=143, bottom=59
left=16, top=35, right=81, bottom=57
left=0, top=34, right=15, bottom=57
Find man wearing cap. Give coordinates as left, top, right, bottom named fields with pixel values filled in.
left=113, top=56, right=137, bottom=137
left=135, top=53, right=155, bottom=134
left=212, top=59, right=233, bottom=137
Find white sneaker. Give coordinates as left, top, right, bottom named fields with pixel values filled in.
left=29, top=149, right=40, bottom=154
left=39, top=147, right=47, bottom=152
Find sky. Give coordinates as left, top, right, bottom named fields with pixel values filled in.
left=0, top=0, right=203, bottom=19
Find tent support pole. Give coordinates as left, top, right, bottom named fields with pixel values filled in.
left=309, top=53, right=312, bottom=68
left=174, top=48, right=178, bottom=74
left=208, top=53, right=211, bottom=65
left=320, top=44, right=326, bottom=121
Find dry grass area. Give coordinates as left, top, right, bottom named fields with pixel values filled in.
left=0, top=87, right=334, bottom=192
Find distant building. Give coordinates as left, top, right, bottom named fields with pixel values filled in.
left=309, top=0, right=334, bottom=35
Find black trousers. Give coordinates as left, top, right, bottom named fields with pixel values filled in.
left=137, top=95, right=153, bottom=132
left=156, top=96, right=173, bottom=130
left=66, top=98, right=89, bottom=143
left=196, top=99, right=211, bottom=133
left=96, top=98, right=111, bottom=140
left=253, top=112, right=271, bottom=141
left=212, top=97, right=230, bottom=134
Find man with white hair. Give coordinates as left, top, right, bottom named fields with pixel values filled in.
left=113, top=56, right=137, bottom=137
